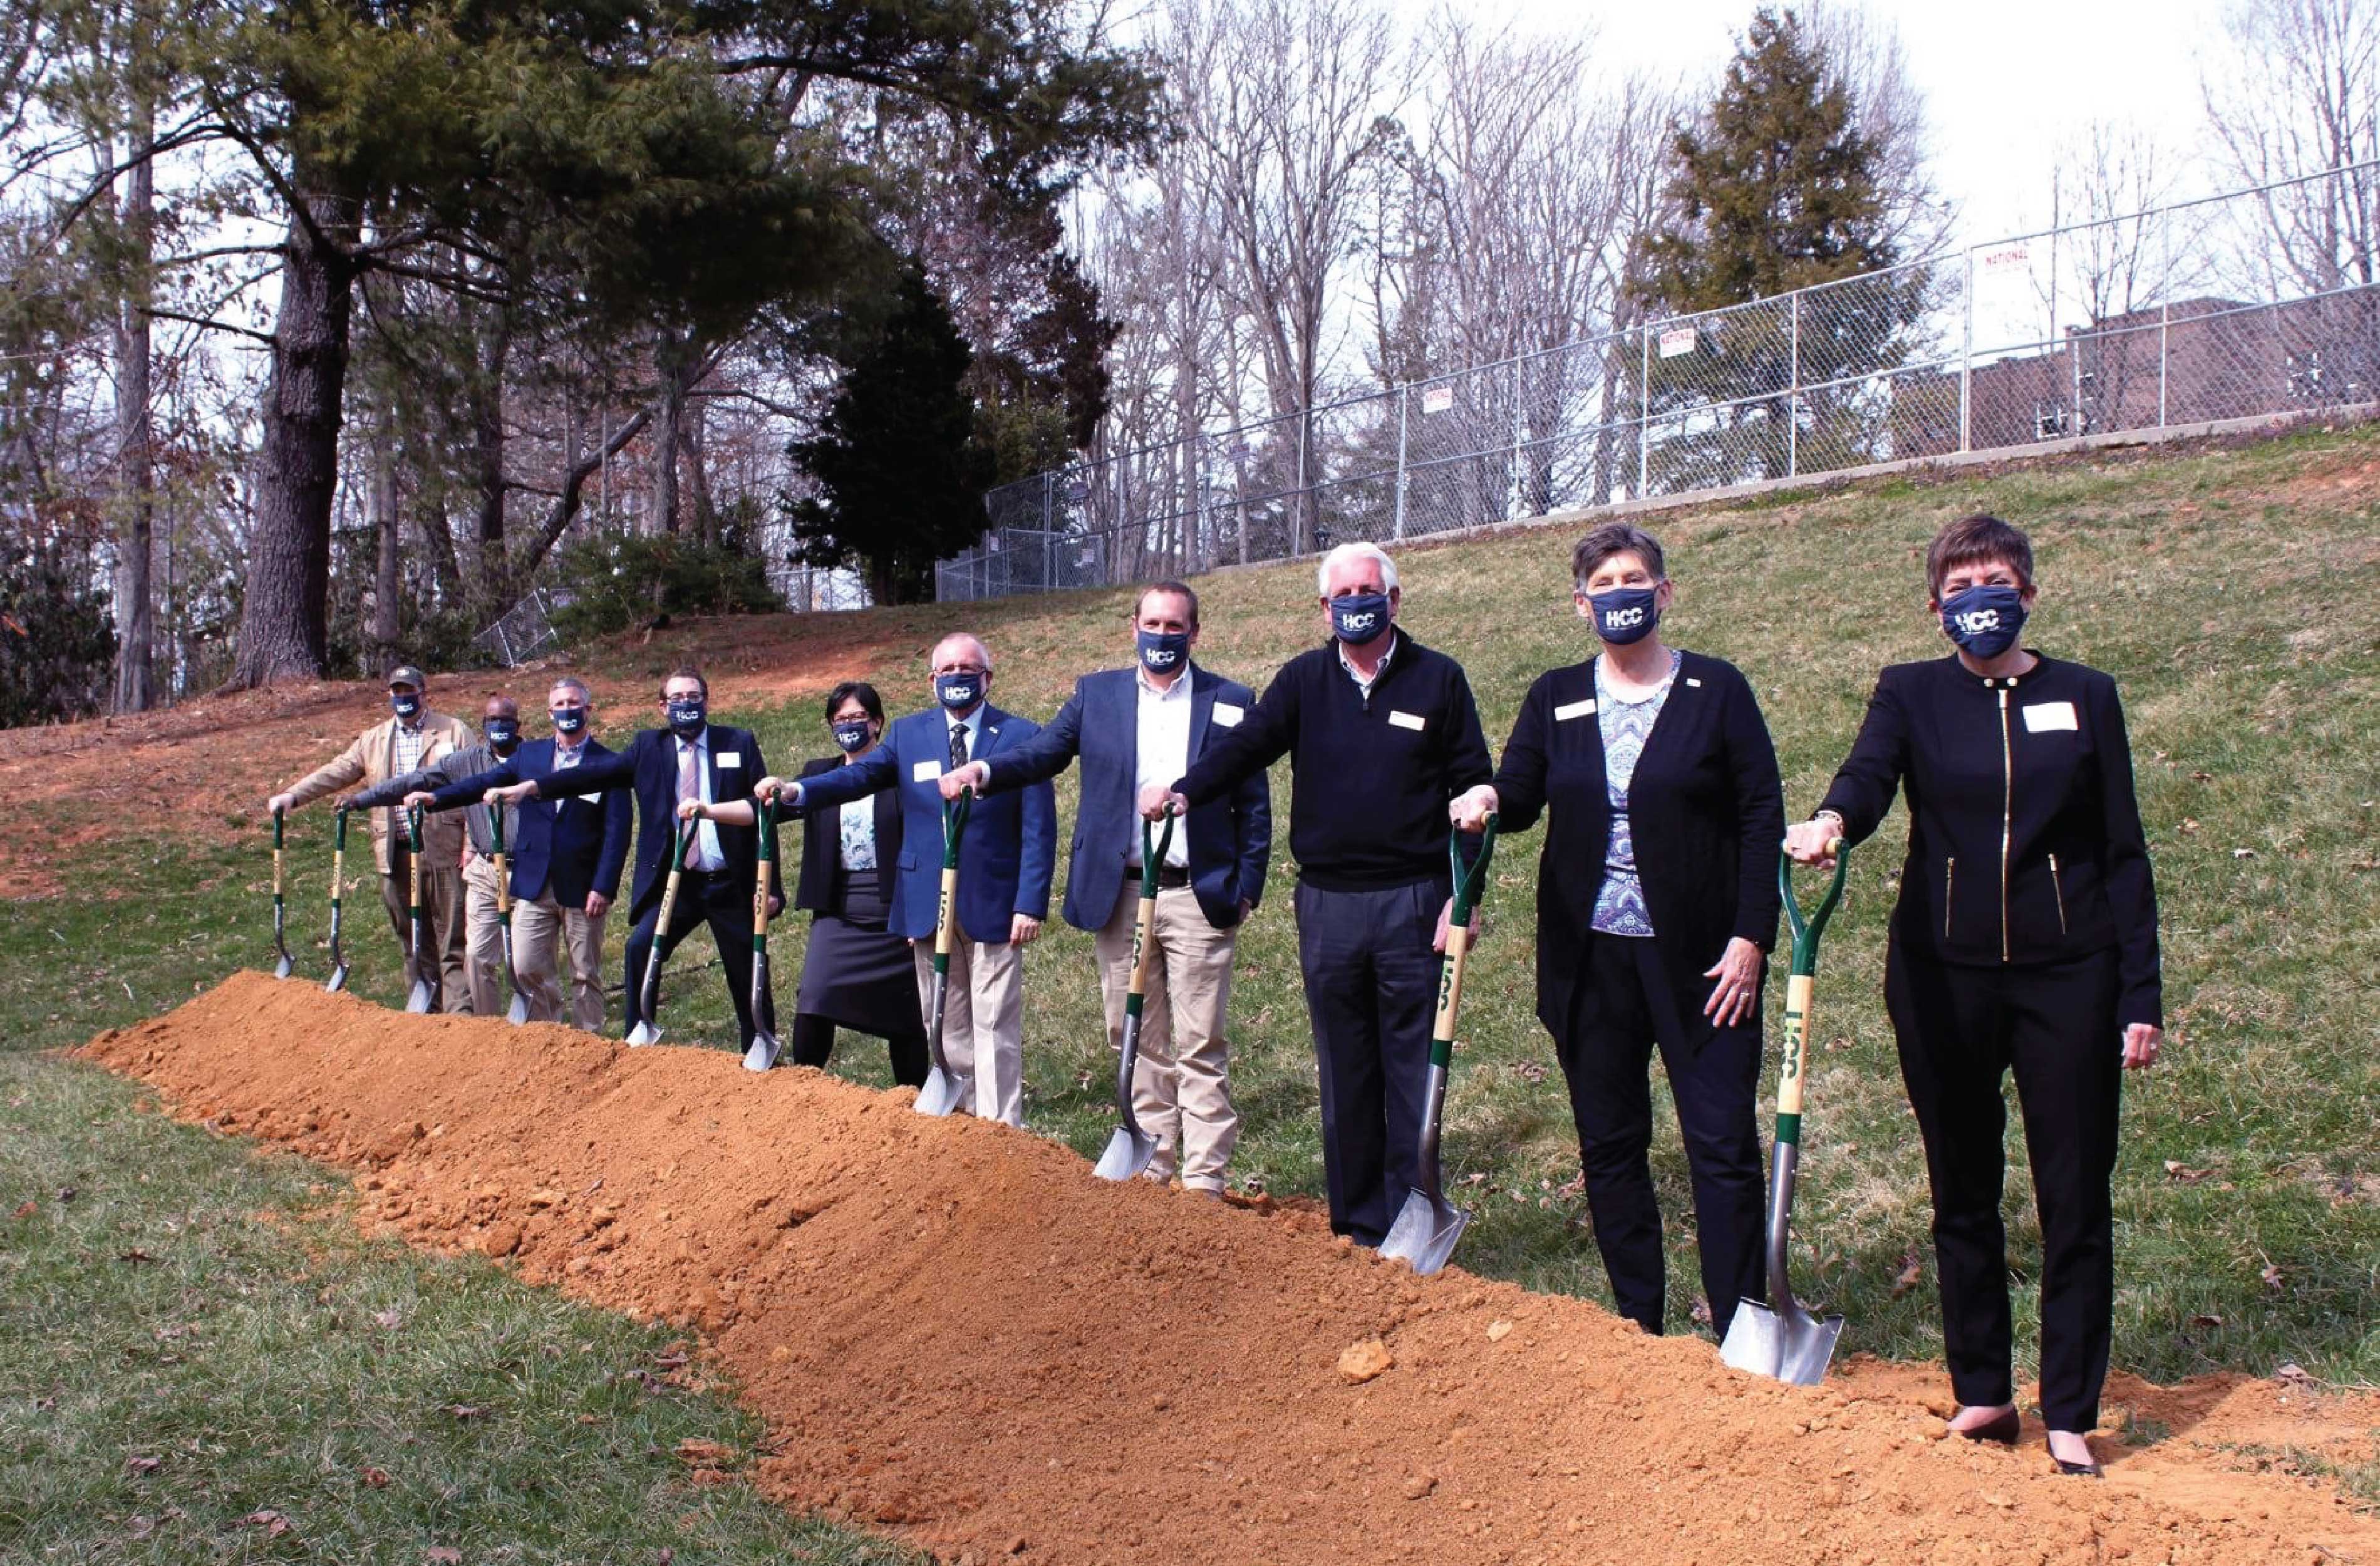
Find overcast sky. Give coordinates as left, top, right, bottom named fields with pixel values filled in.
left=1491, top=0, right=2230, bottom=241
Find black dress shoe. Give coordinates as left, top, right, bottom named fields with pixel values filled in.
left=1953, top=1406, right=2022, bottom=1445
left=2048, top=1438, right=2103, bottom=1477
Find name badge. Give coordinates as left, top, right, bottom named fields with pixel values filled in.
left=1387, top=710, right=1425, bottom=732
left=1685, top=677, right=1702, bottom=688
left=1212, top=702, right=1244, bottom=728
left=2022, top=701, right=2078, bottom=733
left=1554, top=698, right=1597, bottom=722
left=911, top=759, right=943, bottom=782
left=716, top=752, right=743, bottom=769
left=577, top=793, right=603, bottom=807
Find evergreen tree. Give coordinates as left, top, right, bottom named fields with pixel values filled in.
left=1632, top=7, right=1930, bottom=484
left=789, top=266, right=995, bottom=605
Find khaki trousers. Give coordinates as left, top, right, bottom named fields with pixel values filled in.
left=380, top=844, right=469, bottom=1013
left=512, top=891, right=609, bottom=1032
left=461, top=856, right=509, bottom=1017
left=913, top=935, right=1025, bottom=1128
left=1092, top=879, right=1240, bottom=1189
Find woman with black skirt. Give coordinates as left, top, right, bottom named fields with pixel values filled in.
left=1451, top=522, right=1785, bottom=1342
left=693, top=683, right=929, bottom=1085
left=1786, top=512, right=2163, bottom=1477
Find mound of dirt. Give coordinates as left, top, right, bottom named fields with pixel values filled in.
left=86, top=973, right=2380, bottom=1566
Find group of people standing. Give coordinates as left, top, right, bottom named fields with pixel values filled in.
left=267, top=509, right=2163, bottom=1475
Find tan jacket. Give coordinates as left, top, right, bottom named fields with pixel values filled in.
left=282, top=710, right=474, bottom=874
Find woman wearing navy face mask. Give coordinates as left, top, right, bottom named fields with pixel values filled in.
left=1785, top=513, right=2164, bottom=1478
left=1450, top=522, right=1785, bottom=1344
left=779, top=682, right=930, bottom=1086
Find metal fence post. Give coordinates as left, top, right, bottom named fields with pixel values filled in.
left=1392, top=383, right=1410, bottom=541
left=1295, top=404, right=1310, bottom=556
left=1787, top=293, right=1801, bottom=478
left=1509, top=355, right=1527, bottom=519
left=2158, top=302, right=2171, bottom=427
left=1960, top=246, right=1975, bottom=453
left=1637, top=324, right=1651, bottom=498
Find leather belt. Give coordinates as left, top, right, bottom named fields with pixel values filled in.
left=1132, top=863, right=1192, bottom=889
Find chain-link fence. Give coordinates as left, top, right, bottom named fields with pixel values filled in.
left=939, top=161, right=2380, bottom=602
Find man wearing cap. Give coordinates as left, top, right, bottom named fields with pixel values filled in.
left=267, top=664, right=473, bottom=1010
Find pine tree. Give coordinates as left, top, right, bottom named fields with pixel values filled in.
left=789, top=266, right=995, bottom=605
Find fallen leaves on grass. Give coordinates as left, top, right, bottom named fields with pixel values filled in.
left=427, top=1548, right=462, bottom=1564
left=1890, top=1249, right=1925, bottom=1300
left=2261, top=1263, right=2286, bottom=1291
left=2164, top=1161, right=2217, bottom=1184
left=125, top=1455, right=161, bottom=1476
left=360, top=1466, right=391, bottom=1488
left=241, top=1510, right=293, bottom=1539
left=444, top=1404, right=485, bottom=1421
left=116, top=1248, right=158, bottom=1263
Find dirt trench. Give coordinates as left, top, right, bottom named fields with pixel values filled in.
left=83, top=973, right=2380, bottom=1566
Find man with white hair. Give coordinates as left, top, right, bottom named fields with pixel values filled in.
left=755, top=633, right=1055, bottom=1125
left=1141, top=542, right=1491, bottom=1246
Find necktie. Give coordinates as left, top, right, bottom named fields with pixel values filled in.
left=949, top=720, right=968, bottom=770
left=677, top=743, right=700, bottom=866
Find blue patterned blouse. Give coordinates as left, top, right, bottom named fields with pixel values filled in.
left=1590, top=650, right=1682, bottom=938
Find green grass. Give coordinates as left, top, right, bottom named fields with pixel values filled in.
left=4, top=424, right=2379, bottom=1557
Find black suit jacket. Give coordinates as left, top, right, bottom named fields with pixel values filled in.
left=1817, top=653, right=2162, bottom=1027
left=430, top=737, right=632, bottom=907
left=533, top=725, right=777, bottom=921
left=790, top=754, right=900, bottom=913
left=1490, top=650, right=1785, bottom=1047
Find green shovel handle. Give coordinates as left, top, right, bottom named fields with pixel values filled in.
left=941, top=787, right=973, bottom=871
left=1140, top=807, right=1177, bottom=898
left=405, top=804, right=423, bottom=855
left=1779, top=843, right=1850, bottom=978
left=1446, top=814, right=1500, bottom=927
left=490, top=802, right=505, bottom=858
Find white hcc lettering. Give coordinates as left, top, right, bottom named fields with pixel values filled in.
left=1952, top=608, right=2002, bottom=635
left=1342, top=611, right=1377, bottom=633
left=1601, top=605, right=1647, bottom=631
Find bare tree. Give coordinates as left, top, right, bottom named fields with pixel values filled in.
left=1804, top=1, right=1955, bottom=264
left=2203, top=0, right=2380, bottom=295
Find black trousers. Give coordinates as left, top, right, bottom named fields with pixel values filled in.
left=1293, top=878, right=1444, bottom=1246
left=1886, top=941, right=2122, bottom=1431
left=1555, top=933, right=1766, bottom=1339
left=790, top=1014, right=929, bottom=1087
left=623, top=868, right=774, bottom=1048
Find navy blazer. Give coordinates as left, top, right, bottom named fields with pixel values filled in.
left=514, top=725, right=776, bottom=921
left=981, top=664, right=1271, bottom=932
left=792, top=705, right=1055, bottom=945
left=1490, top=650, right=1785, bottom=1047
left=789, top=754, right=901, bottom=913
left=432, top=737, right=631, bottom=908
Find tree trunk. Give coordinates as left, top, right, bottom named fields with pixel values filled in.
left=472, top=311, right=510, bottom=555
left=686, top=392, right=715, bottom=547
left=648, top=332, right=687, bottom=536
left=370, top=432, right=401, bottom=668
left=110, top=105, right=157, bottom=714
left=227, top=189, right=358, bottom=689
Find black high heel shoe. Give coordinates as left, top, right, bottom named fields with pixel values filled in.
left=1952, top=1406, right=2022, bottom=1445
left=2047, top=1436, right=2103, bottom=1477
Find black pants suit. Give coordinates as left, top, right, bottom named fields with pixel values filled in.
left=1490, top=651, right=1786, bottom=1338
left=1819, top=653, right=2161, bottom=1431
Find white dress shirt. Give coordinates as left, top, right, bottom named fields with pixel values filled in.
left=1133, top=668, right=1194, bottom=869
left=675, top=729, right=726, bottom=871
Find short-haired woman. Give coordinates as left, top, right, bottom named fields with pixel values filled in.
left=1452, top=522, right=1785, bottom=1340
left=1785, top=513, right=2163, bottom=1476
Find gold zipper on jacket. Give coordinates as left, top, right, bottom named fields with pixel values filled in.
left=1944, top=857, right=1956, bottom=940
left=2049, top=852, right=2067, bottom=935
left=1996, top=684, right=2013, bottom=963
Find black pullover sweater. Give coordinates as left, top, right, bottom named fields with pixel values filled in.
left=1176, top=628, right=1492, bottom=893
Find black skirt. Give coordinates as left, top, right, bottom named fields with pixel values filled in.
left=794, top=869, right=922, bottom=1039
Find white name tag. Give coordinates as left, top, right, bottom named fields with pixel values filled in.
left=1554, top=699, right=1597, bottom=722
left=2022, top=701, right=2079, bottom=733
left=1685, top=677, right=1702, bottom=688
left=1387, top=710, right=1425, bottom=732
left=1212, top=702, right=1244, bottom=728
left=716, top=752, right=742, bottom=769
left=911, top=759, right=943, bottom=782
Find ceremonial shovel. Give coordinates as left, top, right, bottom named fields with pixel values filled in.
left=914, top=789, right=975, bottom=1117
left=1092, top=808, right=1176, bottom=1181
left=403, top=806, right=438, bottom=1014
left=626, top=816, right=699, bottom=1046
left=324, top=807, right=351, bottom=993
left=742, top=804, right=784, bottom=1072
left=269, top=807, right=296, bottom=978
left=1380, top=815, right=1499, bottom=1276
left=1720, top=843, right=1851, bottom=1387
left=490, top=807, right=529, bottom=1024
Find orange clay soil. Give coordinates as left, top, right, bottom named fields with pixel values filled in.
left=86, top=973, right=2380, bottom=1566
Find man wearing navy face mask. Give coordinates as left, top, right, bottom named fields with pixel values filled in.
left=1139, top=542, right=1493, bottom=1245
left=270, top=663, right=472, bottom=1010
left=940, top=583, right=1271, bottom=1190
left=478, top=666, right=779, bottom=1053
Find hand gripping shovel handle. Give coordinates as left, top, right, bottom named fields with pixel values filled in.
left=743, top=806, right=782, bottom=1071
left=633, top=815, right=700, bottom=1042
left=1425, top=816, right=1500, bottom=1073
left=325, top=808, right=349, bottom=992
left=271, top=807, right=295, bottom=978
left=1094, top=809, right=1176, bottom=1180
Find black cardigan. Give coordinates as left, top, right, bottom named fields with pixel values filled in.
left=787, top=754, right=901, bottom=914
left=1817, top=653, right=2162, bottom=1027
left=1490, top=650, right=1786, bottom=1046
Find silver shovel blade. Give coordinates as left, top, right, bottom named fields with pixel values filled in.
left=506, top=993, right=529, bottom=1025
left=624, top=1020, right=660, bottom=1047
left=1092, top=1125, right=1157, bottom=1182
left=325, top=963, right=348, bottom=995
left=405, top=980, right=435, bottom=1015
left=1379, top=1188, right=1471, bottom=1276
left=913, top=1066, right=971, bottom=1117
left=275, top=955, right=294, bottom=980
left=742, top=1032, right=782, bottom=1072
left=1719, top=1299, right=1844, bottom=1387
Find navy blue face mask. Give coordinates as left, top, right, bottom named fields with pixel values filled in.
left=1329, top=592, right=1392, bottom=646
left=484, top=718, right=519, bottom=752
left=390, top=691, right=422, bottom=720
left=934, top=672, right=983, bottom=711
left=1586, top=586, right=1661, bottom=646
left=831, top=720, right=873, bottom=754
left=551, top=706, right=587, bottom=735
left=665, top=698, right=707, bottom=738
left=1940, top=584, right=2028, bottom=659
left=1137, top=629, right=1191, bottom=675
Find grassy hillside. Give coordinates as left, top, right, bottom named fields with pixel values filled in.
left=4, top=423, right=2377, bottom=1554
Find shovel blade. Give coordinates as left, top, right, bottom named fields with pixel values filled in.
left=1092, top=1125, right=1157, bottom=1183
left=274, top=955, right=294, bottom=979
left=742, top=1031, right=782, bottom=1072
left=1719, top=1300, right=1844, bottom=1387
left=913, top=1066, right=971, bottom=1117
left=405, top=979, right=435, bottom=1015
left=625, top=1020, right=661, bottom=1046
left=1379, top=1188, right=1471, bottom=1276
left=506, top=993, right=530, bottom=1025
left=324, top=962, right=348, bottom=995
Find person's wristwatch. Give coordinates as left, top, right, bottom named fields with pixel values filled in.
left=1811, top=809, right=1845, bottom=832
